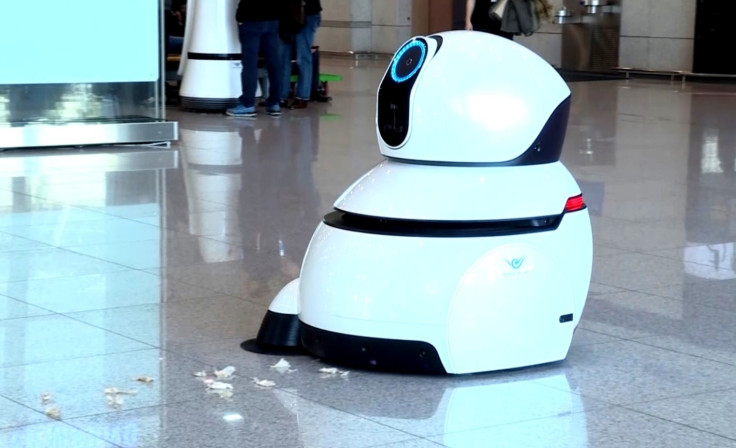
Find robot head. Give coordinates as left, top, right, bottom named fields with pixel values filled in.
left=376, top=31, right=571, bottom=165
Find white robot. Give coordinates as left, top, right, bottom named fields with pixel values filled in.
left=178, top=0, right=243, bottom=110
left=256, top=31, right=593, bottom=374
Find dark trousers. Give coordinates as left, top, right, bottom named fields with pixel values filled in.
left=238, top=20, right=282, bottom=108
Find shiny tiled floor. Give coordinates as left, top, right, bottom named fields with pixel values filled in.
left=2, top=57, right=736, bottom=447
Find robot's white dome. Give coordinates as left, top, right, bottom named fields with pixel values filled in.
left=376, top=31, right=571, bottom=164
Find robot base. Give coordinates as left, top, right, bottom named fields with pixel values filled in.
left=179, top=60, right=242, bottom=111
left=300, top=321, right=446, bottom=374
left=180, top=96, right=239, bottom=112
left=297, top=213, right=590, bottom=374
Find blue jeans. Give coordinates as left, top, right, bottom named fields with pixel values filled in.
left=280, top=13, right=321, bottom=100
left=238, top=20, right=282, bottom=108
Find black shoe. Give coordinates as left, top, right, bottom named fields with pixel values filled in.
left=288, top=99, right=308, bottom=110
left=311, top=93, right=332, bottom=103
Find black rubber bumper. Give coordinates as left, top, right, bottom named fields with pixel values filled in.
left=299, top=321, right=447, bottom=374
left=257, top=310, right=301, bottom=348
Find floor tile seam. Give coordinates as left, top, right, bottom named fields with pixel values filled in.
left=57, top=237, right=164, bottom=251
left=595, top=209, right=692, bottom=225
left=0, top=231, right=59, bottom=252
left=585, top=283, right=730, bottom=310
left=596, top=194, right=691, bottom=205
left=51, top=246, right=161, bottom=272
left=629, top=337, right=736, bottom=368
left=56, top=312, right=162, bottom=349
left=0, top=264, right=153, bottom=288
left=584, top=280, right=682, bottom=297
left=195, top=233, right=244, bottom=248
left=34, top=392, right=211, bottom=426
left=572, top=338, right=628, bottom=349
left=0, top=200, right=155, bottom=222
left=54, top=238, right=170, bottom=256
left=0, top=280, right=233, bottom=314
left=593, top=252, right=631, bottom=259
left=586, top=288, right=628, bottom=297
left=0, top=193, right=69, bottom=209
left=573, top=326, right=721, bottom=354
left=63, top=203, right=172, bottom=227
left=184, top=232, right=246, bottom=246
left=0, top=301, right=110, bottom=322
left=156, top=344, right=224, bottom=368
left=599, top=243, right=694, bottom=256
left=367, top=437, right=449, bottom=448
left=614, top=112, right=691, bottom=124
left=0, top=292, right=61, bottom=316
left=211, top=291, right=272, bottom=308
left=0, top=244, right=134, bottom=274
left=684, top=179, right=736, bottom=193
left=576, top=320, right=731, bottom=349
left=2, top=375, right=225, bottom=417
left=0, top=419, right=125, bottom=447
left=57, top=291, right=243, bottom=316
left=170, top=192, right=240, bottom=207
left=0, top=309, right=60, bottom=323
left=0, top=222, right=172, bottom=250
left=0, top=394, right=52, bottom=430
left=572, top=326, right=628, bottom=343
left=644, top=287, right=736, bottom=316
left=614, top=404, right=736, bottom=443
left=575, top=321, right=624, bottom=339
left=0, top=213, right=132, bottom=231
left=139, top=274, right=252, bottom=302
left=55, top=421, right=125, bottom=448
left=592, top=275, right=728, bottom=299
left=593, top=242, right=626, bottom=250
left=129, top=268, right=264, bottom=304
left=591, top=213, right=681, bottom=229
left=0, top=346, right=157, bottom=370
left=619, top=385, right=736, bottom=408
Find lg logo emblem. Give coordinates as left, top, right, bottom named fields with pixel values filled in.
left=505, top=256, right=526, bottom=270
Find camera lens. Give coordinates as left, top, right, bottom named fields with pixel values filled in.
left=390, top=40, right=427, bottom=83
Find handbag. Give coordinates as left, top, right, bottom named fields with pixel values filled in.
left=534, top=0, right=554, bottom=21
left=490, top=0, right=509, bottom=20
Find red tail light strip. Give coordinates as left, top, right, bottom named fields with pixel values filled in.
left=564, top=194, right=586, bottom=213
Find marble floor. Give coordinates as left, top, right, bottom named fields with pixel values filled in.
left=2, top=57, right=736, bottom=447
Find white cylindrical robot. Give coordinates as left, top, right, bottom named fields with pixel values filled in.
left=178, top=0, right=242, bottom=110
left=256, top=31, right=593, bottom=374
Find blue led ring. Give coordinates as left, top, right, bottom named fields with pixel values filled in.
left=390, top=40, right=427, bottom=83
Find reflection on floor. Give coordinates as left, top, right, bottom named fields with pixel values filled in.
left=2, top=57, right=736, bottom=447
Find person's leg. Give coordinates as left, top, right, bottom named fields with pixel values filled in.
left=261, top=20, right=283, bottom=112
left=294, top=13, right=321, bottom=101
left=280, top=38, right=294, bottom=102
left=237, top=22, right=260, bottom=109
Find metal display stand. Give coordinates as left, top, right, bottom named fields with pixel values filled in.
left=556, top=0, right=621, bottom=73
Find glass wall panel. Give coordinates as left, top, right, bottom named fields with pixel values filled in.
left=0, top=0, right=176, bottom=149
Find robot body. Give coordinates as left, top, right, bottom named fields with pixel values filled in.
left=257, top=31, right=593, bottom=374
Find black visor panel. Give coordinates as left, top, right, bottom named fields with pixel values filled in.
left=377, top=38, right=429, bottom=148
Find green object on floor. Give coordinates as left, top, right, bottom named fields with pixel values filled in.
left=320, top=113, right=341, bottom=122
left=290, top=73, right=343, bottom=83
